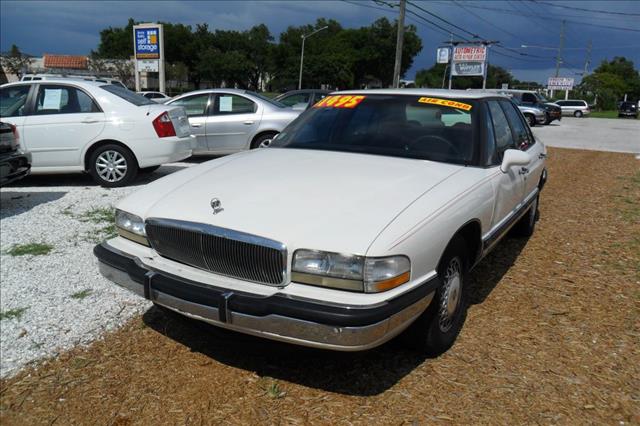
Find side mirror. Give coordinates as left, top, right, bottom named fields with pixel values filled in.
left=500, top=149, right=531, bottom=173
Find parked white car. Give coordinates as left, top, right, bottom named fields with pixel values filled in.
left=165, top=89, right=300, bottom=155
left=95, top=89, right=546, bottom=354
left=138, top=91, right=171, bottom=103
left=0, top=80, right=193, bottom=186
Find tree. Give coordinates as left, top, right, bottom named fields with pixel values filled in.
left=576, top=57, right=640, bottom=109
left=0, top=44, right=33, bottom=78
left=415, top=63, right=517, bottom=90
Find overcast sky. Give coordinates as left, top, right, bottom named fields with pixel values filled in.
left=1, top=0, right=639, bottom=84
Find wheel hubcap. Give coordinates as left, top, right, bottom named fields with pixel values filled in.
left=259, top=138, right=272, bottom=148
left=438, top=257, right=462, bottom=332
left=96, top=150, right=127, bottom=183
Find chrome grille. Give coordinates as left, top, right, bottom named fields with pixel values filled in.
left=145, top=218, right=287, bottom=286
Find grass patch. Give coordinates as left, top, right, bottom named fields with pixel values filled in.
left=589, top=110, right=638, bottom=119
left=258, top=377, right=286, bottom=399
left=0, top=307, right=28, bottom=321
left=71, top=289, right=93, bottom=300
left=79, top=207, right=114, bottom=224
left=6, top=243, right=53, bottom=256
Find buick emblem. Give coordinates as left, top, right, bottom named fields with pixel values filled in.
left=210, top=198, right=224, bottom=215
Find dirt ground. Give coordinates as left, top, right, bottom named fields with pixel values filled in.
left=1, top=148, right=638, bottom=425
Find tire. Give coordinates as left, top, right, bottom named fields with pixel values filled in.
left=250, top=132, right=278, bottom=149
left=401, top=236, right=469, bottom=356
left=512, top=195, right=539, bottom=238
left=140, top=165, right=161, bottom=174
left=574, top=110, right=583, bottom=118
left=525, top=114, right=536, bottom=127
left=543, top=113, right=552, bottom=125
left=88, top=144, right=138, bottom=187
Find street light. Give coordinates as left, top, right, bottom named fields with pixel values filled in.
left=298, top=26, right=328, bottom=90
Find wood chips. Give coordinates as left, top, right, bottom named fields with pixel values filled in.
left=1, top=148, right=639, bottom=425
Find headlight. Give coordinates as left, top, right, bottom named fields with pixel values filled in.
left=292, top=249, right=410, bottom=293
left=115, top=209, right=149, bottom=246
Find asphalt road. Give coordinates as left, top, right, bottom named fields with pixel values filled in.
left=532, top=116, right=639, bottom=154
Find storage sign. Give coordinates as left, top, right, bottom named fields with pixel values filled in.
left=547, top=77, right=574, bottom=90
left=135, top=27, right=160, bottom=59
left=452, top=61, right=485, bottom=76
left=453, top=46, right=487, bottom=62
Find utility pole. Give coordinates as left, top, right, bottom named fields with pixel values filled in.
left=392, top=0, right=406, bottom=88
left=298, top=26, right=328, bottom=90
left=555, top=20, right=565, bottom=78
left=583, top=40, right=592, bottom=75
left=447, top=33, right=453, bottom=90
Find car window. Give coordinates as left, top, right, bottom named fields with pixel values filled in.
left=34, top=85, right=100, bottom=115
left=314, top=93, right=328, bottom=103
left=487, top=100, right=515, bottom=163
left=214, top=94, right=256, bottom=115
left=100, top=85, right=154, bottom=106
left=279, top=93, right=310, bottom=107
left=556, top=101, right=566, bottom=106
left=246, top=91, right=287, bottom=108
left=272, top=95, right=479, bottom=166
left=521, top=93, right=537, bottom=103
left=0, top=85, right=31, bottom=117
left=170, top=94, right=210, bottom=116
left=143, top=93, right=154, bottom=99
left=500, top=100, right=534, bottom=151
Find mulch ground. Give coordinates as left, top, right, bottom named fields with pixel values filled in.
left=1, top=148, right=638, bottom=425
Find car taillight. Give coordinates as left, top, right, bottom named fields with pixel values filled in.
left=152, top=112, right=176, bottom=138
left=10, top=124, right=18, bottom=141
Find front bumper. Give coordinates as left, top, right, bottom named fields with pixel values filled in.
left=94, top=242, right=438, bottom=351
left=0, top=151, right=31, bottom=187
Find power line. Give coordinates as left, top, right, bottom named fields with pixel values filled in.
left=531, top=0, right=640, bottom=17
left=406, top=0, right=479, bottom=39
left=451, top=0, right=527, bottom=44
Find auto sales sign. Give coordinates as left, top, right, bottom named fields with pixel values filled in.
left=453, top=46, right=487, bottom=62
left=135, top=27, right=160, bottom=59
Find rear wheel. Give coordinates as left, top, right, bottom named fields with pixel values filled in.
left=250, top=132, right=278, bottom=149
left=401, top=236, right=469, bottom=356
left=88, top=144, right=138, bottom=187
left=574, top=110, right=583, bottom=118
left=525, top=114, right=536, bottom=127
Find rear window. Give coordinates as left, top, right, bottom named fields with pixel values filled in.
left=100, top=85, right=154, bottom=106
left=246, top=91, right=287, bottom=108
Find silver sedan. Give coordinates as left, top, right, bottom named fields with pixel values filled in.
left=166, top=89, right=301, bottom=155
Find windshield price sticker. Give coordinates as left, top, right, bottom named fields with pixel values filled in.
left=313, top=95, right=366, bottom=109
left=418, top=97, right=472, bottom=111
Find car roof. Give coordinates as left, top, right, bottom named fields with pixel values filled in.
left=2, top=79, right=106, bottom=89
left=175, top=88, right=249, bottom=97
left=333, top=88, right=509, bottom=99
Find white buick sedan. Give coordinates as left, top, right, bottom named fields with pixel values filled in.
left=96, top=89, right=547, bottom=354
left=0, top=80, right=193, bottom=186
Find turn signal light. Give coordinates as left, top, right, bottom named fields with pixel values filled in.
left=152, top=112, right=176, bottom=138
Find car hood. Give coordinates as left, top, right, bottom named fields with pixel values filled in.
left=122, top=148, right=464, bottom=255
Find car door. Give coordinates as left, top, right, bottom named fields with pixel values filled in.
left=500, top=100, right=545, bottom=200
left=167, top=93, right=212, bottom=153
left=206, top=93, right=260, bottom=151
left=486, top=100, right=525, bottom=230
left=0, top=84, right=33, bottom=141
left=22, top=84, right=105, bottom=168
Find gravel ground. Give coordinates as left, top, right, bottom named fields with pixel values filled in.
left=0, top=162, right=198, bottom=378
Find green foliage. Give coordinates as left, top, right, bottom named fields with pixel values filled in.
left=93, top=17, right=423, bottom=91
left=71, top=289, right=93, bottom=300
left=415, top=63, right=534, bottom=90
left=0, top=44, right=33, bottom=78
left=6, top=243, right=53, bottom=256
left=0, top=307, right=28, bottom=321
left=576, top=57, right=640, bottom=110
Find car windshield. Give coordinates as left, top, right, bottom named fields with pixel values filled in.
left=271, top=94, right=479, bottom=165
left=535, top=93, right=550, bottom=103
left=246, top=91, right=287, bottom=108
left=100, top=84, right=155, bottom=106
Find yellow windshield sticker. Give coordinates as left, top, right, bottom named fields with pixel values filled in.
left=313, top=95, right=366, bottom=109
left=418, top=97, right=472, bottom=111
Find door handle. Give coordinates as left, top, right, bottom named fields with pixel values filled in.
left=243, top=120, right=254, bottom=125
left=191, top=123, right=202, bottom=128
left=82, top=118, right=99, bottom=124
left=538, top=153, right=547, bottom=159
left=519, top=167, right=529, bottom=175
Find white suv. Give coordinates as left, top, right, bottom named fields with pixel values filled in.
left=0, top=80, right=193, bottom=187
left=555, top=99, right=591, bottom=117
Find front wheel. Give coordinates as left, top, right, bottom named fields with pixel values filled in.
left=574, top=110, right=583, bottom=118
left=401, top=236, right=469, bottom=356
left=512, top=195, right=539, bottom=237
left=543, top=113, right=552, bottom=125
left=88, top=144, right=138, bottom=187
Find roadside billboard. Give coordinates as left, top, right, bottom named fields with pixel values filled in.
left=436, top=47, right=450, bottom=64
left=134, top=27, right=160, bottom=59
left=547, top=77, right=574, bottom=90
left=133, top=23, right=165, bottom=92
left=452, top=61, right=484, bottom=76
left=453, top=46, right=487, bottom=62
